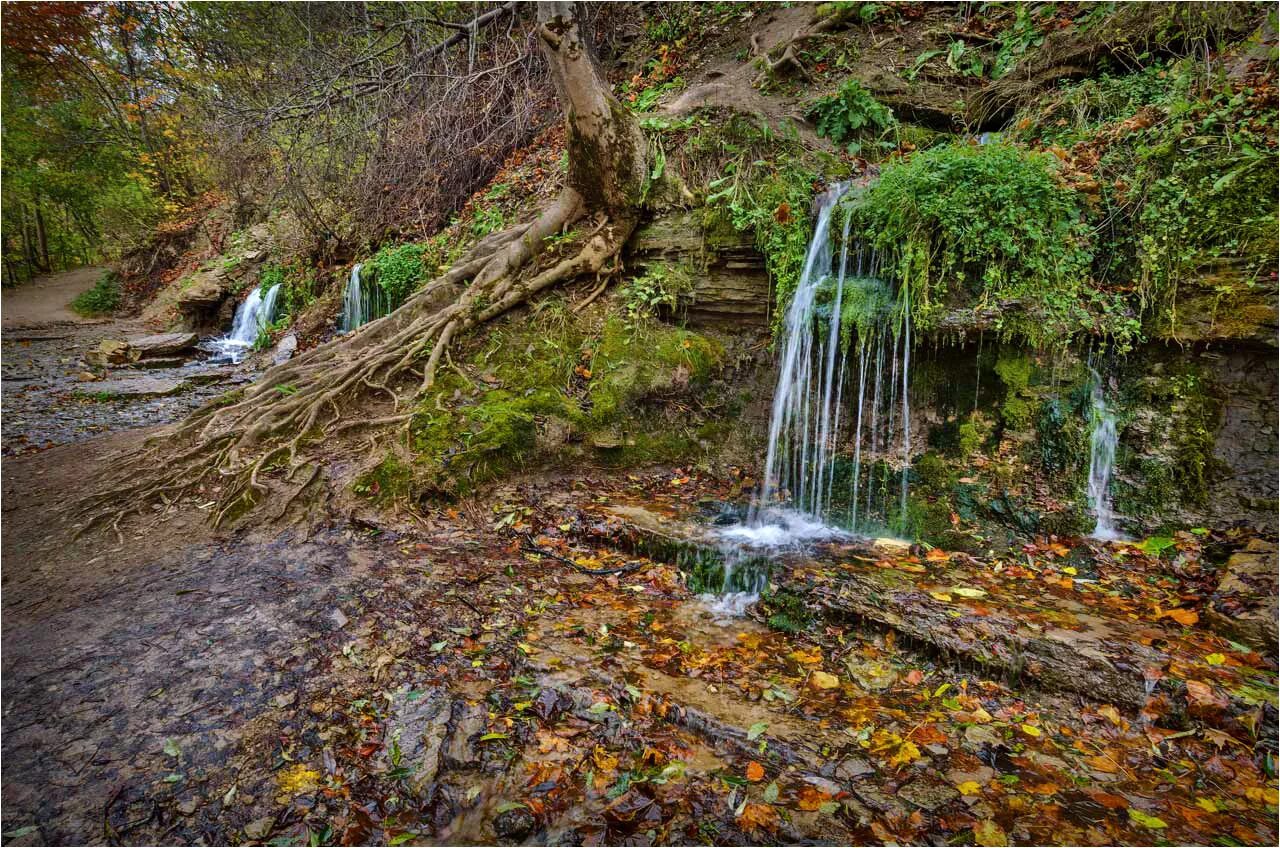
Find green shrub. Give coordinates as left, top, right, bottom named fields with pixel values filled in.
left=369, top=242, right=429, bottom=307
left=805, top=79, right=896, bottom=153
left=851, top=142, right=1093, bottom=346
left=70, top=271, right=121, bottom=317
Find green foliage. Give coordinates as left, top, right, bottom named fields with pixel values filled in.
left=622, top=262, right=694, bottom=324
left=1013, top=57, right=1277, bottom=332
left=805, top=80, right=896, bottom=154
left=761, top=588, right=814, bottom=634
left=369, top=242, right=429, bottom=307
left=70, top=271, right=121, bottom=316
left=850, top=142, right=1094, bottom=346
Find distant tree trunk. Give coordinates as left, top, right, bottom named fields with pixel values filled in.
left=33, top=202, right=51, bottom=272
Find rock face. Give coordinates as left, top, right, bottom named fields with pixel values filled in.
left=170, top=223, right=276, bottom=332
left=83, top=377, right=187, bottom=398
left=627, top=210, right=770, bottom=327
left=126, top=332, right=197, bottom=356
left=1204, top=538, right=1279, bottom=654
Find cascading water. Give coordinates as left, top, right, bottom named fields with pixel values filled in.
left=340, top=263, right=390, bottom=332
left=749, top=182, right=914, bottom=537
left=704, top=181, right=916, bottom=613
left=1087, top=371, right=1124, bottom=540
left=210, top=283, right=282, bottom=363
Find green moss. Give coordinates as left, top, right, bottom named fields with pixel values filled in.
left=353, top=454, right=415, bottom=502
left=957, top=418, right=983, bottom=460
left=761, top=588, right=814, bottom=634
left=994, top=351, right=1034, bottom=429
left=850, top=142, right=1095, bottom=346
left=406, top=307, right=727, bottom=499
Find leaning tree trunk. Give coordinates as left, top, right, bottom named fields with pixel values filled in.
left=77, top=1, right=651, bottom=533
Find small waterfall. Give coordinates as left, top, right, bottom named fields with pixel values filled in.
left=705, top=181, right=920, bottom=614
left=1087, top=373, right=1123, bottom=540
left=340, top=263, right=389, bottom=332
left=211, top=283, right=282, bottom=363
left=748, top=181, right=914, bottom=538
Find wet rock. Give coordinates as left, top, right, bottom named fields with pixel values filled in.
left=1203, top=538, right=1279, bottom=654
left=126, top=332, right=197, bottom=356
left=493, top=806, right=536, bottom=841
left=384, top=688, right=452, bottom=794
left=85, top=377, right=187, bottom=398
left=443, top=701, right=487, bottom=768
left=897, top=776, right=961, bottom=812
left=122, top=356, right=186, bottom=369
left=243, top=816, right=274, bottom=840
left=273, top=334, right=298, bottom=365
left=834, top=755, right=874, bottom=782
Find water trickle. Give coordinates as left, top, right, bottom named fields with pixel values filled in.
left=210, top=283, right=282, bottom=363
left=1087, top=371, right=1124, bottom=540
left=707, top=181, right=917, bottom=613
left=340, top=263, right=390, bottom=332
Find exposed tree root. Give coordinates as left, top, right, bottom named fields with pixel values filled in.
left=75, top=188, right=638, bottom=537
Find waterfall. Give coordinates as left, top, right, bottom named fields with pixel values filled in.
left=748, top=182, right=913, bottom=538
left=1087, top=373, right=1123, bottom=540
left=340, top=263, right=389, bottom=332
left=210, top=283, right=282, bottom=363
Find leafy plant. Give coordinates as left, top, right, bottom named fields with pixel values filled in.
left=70, top=271, right=121, bottom=316
left=622, top=262, right=694, bottom=324
left=805, top=80, right=896, bottom=153
left=369, top=242, right=429, bottom=308
left=850, top=142, right=1094, bottom=346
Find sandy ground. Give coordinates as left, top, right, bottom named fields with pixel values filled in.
left=2, top=267, right=109, bottom=330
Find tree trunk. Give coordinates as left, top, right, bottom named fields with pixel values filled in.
left=536, top=1, right=647, bottom=214
left=34, top=202, right=51, bottom=272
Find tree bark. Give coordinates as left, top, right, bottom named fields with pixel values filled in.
left=535, top=2, right=647, bottom=213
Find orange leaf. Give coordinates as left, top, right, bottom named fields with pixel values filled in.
left=1160, top=608, right=1199, bottom=626
left=795, top=786, right=833, bottom=811
left=737, top=802, right=779, bottom=833
left=745, top=761, right=765, bottom=782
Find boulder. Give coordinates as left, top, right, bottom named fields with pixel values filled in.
left=273, top=334, right=298, bottom=365
left=84, top=339, right=139, bottom=367
left=126, top=332, right=197, bottom=357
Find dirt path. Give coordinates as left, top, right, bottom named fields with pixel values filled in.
left=2, top=267, right=108, bottom=330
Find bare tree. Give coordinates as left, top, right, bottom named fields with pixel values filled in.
left=80, top=1, right=660, bottom=530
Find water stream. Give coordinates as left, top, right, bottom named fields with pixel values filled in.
left=209, top=283, right=281, bottom=363
left=1087, top=371, right=1124, bottom=540
left=340, top=263, right=391, bottom=332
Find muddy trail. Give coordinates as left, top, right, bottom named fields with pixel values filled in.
left=3, top=464, right=1276, bottom=846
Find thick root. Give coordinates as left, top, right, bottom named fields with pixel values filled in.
left=75, top=192, right=635, bottom=535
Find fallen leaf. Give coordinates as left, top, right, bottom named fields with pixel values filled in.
left=1096, top=704, right=1122, bottom=726
left=1204, top=653, right=1226, bottom=666
left=930, top=591, right=954, bottom=602
left=1245, top=786, right=1279, bottom=806
left=1127, top=808, right=1168, bottom=829
left=951, top=586, right=988, bottom=599
left=809, top=670, right=840, bottom=690
left=1160, top=608, right=1198, bottom=626
left=974, top=819, right=1008, bottom=846
left=736, top=802, right=779, bottom=833
left=957, top=780, right=982, bottom=796
left=746, top=761, right=765, bottom=782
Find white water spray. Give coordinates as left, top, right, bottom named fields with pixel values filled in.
left=210, top=283, right=282, bottom=363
